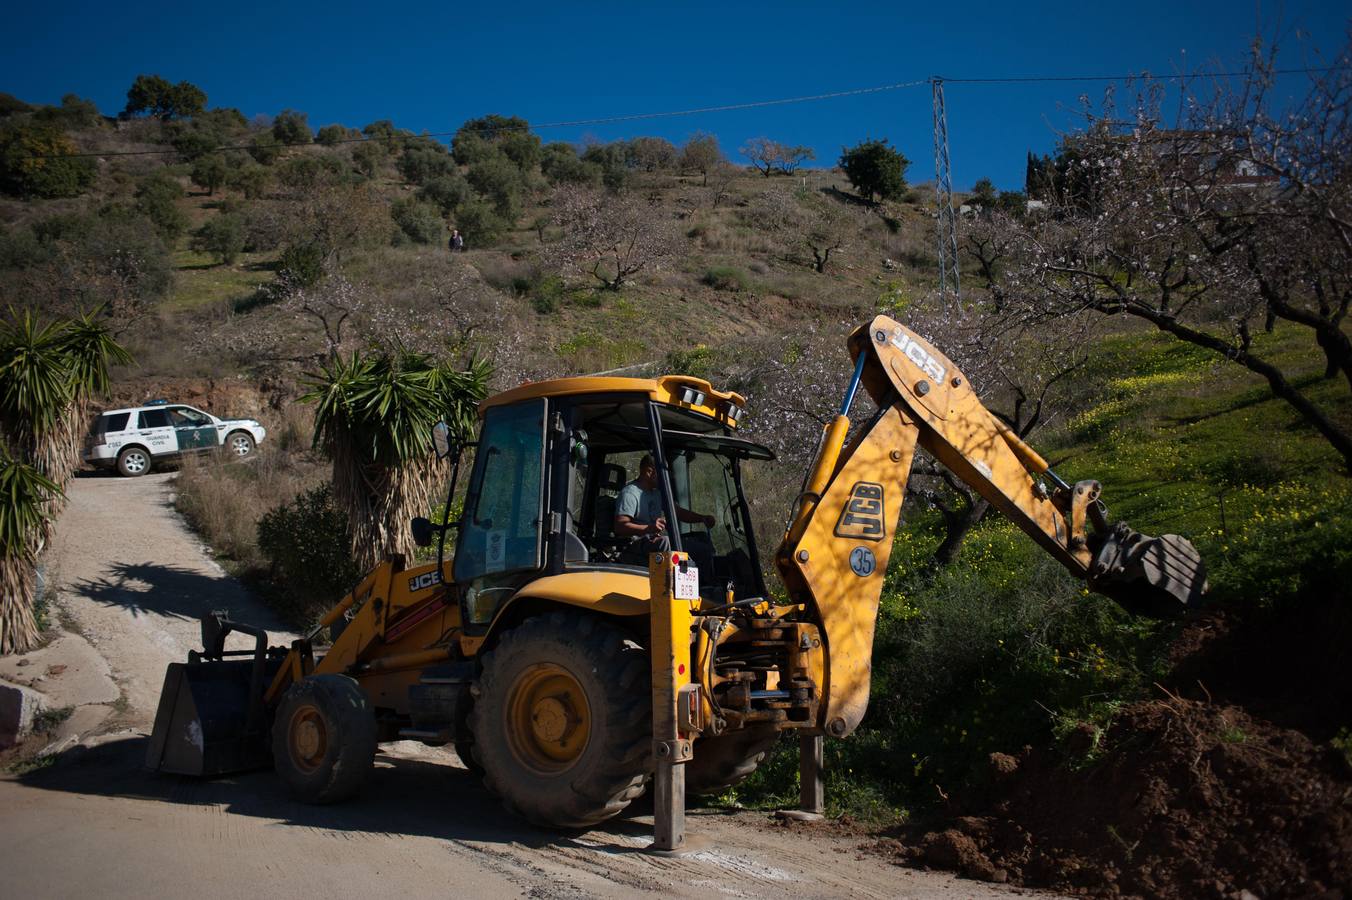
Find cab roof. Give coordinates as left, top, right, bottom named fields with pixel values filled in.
left=480, top=375, right=747, bottom=428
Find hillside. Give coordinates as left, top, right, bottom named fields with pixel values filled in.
left=4, top=91, right=1351, bottom=897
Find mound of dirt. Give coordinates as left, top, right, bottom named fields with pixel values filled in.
left=868, top=605, right=1352, bottom=898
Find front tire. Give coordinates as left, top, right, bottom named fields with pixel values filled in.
left=226, top=431, right=256, bottom=459
left=272, top=674, right=377, bottom=804
left=116, top=446, right=151, bottom=477
left=471, top=611, right=650, bottom=828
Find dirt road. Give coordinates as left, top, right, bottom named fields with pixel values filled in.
left=0, top=472, right=1029, bottom=898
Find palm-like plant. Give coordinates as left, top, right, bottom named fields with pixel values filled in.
left=304, top=347, right=489, bottom=572
left=0, top=308, right=129, bottom=653
left=0, top=449, right=60, bottom=653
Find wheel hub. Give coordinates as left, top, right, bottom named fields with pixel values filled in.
left=507, top=664, right=591, bottom=772
left=289, top=706, right=327, bottom=770
left=530, top=696, right=572, bottom=744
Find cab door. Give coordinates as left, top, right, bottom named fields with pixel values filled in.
left=453, top=399, right=548, bottom=629
left=168, top=406, right=218, bottom=452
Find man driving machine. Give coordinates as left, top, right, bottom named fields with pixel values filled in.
left=614, top=454, right=715, bottom=564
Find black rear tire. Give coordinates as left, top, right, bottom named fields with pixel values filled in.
left=471, top=611, right=650, bottom=828
left=685, top=726, right=781, bottom=796
left=116, top=446, right=151, bottom=477
left=272, top=674, right=377, bottom=804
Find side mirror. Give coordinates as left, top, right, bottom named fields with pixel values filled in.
left=410, top=516, right=436, bottom=547
left=432, top=422, right=452, bottom=460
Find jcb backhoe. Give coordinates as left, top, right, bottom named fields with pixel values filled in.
left=148, top=315, right=1205, bottom=834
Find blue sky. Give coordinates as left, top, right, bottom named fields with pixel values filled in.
left=3, top=1, right=1346, bottom=190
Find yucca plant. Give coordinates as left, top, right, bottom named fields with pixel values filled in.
left=0, top=309, right=130, bottom=516
left=303, top=346, right=489, bottom=572
left=0, top=448, right=60, bottom=653
left=0, top=308, right=129, bottom=653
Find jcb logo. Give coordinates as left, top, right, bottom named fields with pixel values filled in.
left=891, top=330, right=947, bottom=385
left=835, top=482, right=885, bottom=542
left=408, top=571, right=442, bottom=593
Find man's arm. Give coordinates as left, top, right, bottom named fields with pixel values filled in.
left=675, top=506, right=715, bottom=527
left=614, top=514, right=663, bottom=537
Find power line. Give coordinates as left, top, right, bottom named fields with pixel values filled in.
left=17, top=64, right=1348, bottom=161
left=942, top=65, right=1347, bottom=84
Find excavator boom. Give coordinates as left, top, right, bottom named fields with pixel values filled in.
left=776, top=315, right=1206, bottom=738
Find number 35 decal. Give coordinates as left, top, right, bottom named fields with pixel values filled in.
left=835, top=481, right=885, bottom=542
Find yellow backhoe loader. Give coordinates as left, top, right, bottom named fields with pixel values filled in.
left=147, top=315, right=1205, bottom=839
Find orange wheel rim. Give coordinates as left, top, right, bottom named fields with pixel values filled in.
left=288, top=704, right=328, bottom=772
left=506, top=663, right=591, bottom=774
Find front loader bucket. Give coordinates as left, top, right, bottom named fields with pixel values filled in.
left=145, top=659, right=274, bottom=776
left=1088, top=523, right=1208, bottom=618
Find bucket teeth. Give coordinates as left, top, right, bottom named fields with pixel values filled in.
left=1088, top=523, right=1207, bottom=618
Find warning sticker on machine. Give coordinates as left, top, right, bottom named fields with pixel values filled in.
left=673, top=563, right=700, bottom=600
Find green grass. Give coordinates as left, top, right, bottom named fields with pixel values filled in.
left=163, top=249, right=275, bottom=312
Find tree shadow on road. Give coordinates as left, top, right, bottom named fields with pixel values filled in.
left=16, top=735, right=695, bottom=853
left=72, top=561, right=275, bottom=627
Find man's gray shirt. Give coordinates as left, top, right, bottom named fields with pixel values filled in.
left=616, top=481, right=663, bottom=527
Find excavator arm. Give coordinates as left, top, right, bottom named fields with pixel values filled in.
left=775, top=315, right=1207, bottom=739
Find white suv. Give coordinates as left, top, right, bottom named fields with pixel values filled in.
left=84, top=401, right=268, bottom=477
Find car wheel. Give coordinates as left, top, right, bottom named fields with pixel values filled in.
left=226, top=431, right=256, bottom=459
left=116, top=447, right=151, bottom=477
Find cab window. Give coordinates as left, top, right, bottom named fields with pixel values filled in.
left=169, top=407, right=211, bottom=427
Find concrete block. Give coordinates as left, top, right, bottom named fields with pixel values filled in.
left=0, top=681, right=46, bottom=748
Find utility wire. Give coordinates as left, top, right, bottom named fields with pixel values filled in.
left=20, top=66, right=1348, bottom=161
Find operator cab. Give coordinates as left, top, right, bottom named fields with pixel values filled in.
left=447, top=377, right=771, bottom=633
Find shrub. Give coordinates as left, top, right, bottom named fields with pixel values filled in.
left=272, top=109, right=311, bottom=145
left=665, top=344, right=715, bottom=378
left=528, top=274, right=564, bottom=313
left=702, top=265, right=750, bottom=292
left=249, top=132, right=282, bottom=165
left=466, top=152, right=525, bottom=220
left=391, top=197, right=445, bottom=245
left=276, top=153, right=344, bottom=189
left=278, top=242, right=325, bottom=288
left=397, top=137, right=456, bottom=185
left=135, top=171, right=188, bottom=240
left=190, top=152, right=235, bottom=195
left=0, top=122, right=96, bottom=198
left=542, top=142, right=602, bottom=186
left=451, top=198, right=507, bottom=247
left=351, top=140, right=386, bottom=177
left=417, top=173, right=473, bottom=215
left=227, top=161, right=270, bottom=199
left=316, top=124, right=353, bottom=146
left=192, top=212, right=246, bottom=265
left=257, top=483, right=361, bottom=624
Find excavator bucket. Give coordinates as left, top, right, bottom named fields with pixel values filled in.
left=1088, top=524, right=1208, bottom=618
left=145, top=612, right=279, bottom=777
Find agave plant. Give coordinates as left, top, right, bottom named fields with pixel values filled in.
left=0, top=447, right=60, bottom=653
left=303, top=346, right=489, bottom=572
left=0, top=308, right=129, bottom=654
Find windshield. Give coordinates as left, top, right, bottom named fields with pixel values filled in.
left=668, top=447, right=760, bottom=596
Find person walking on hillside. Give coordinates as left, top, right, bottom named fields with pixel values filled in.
left=449, top=229, right=465, bottom=252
